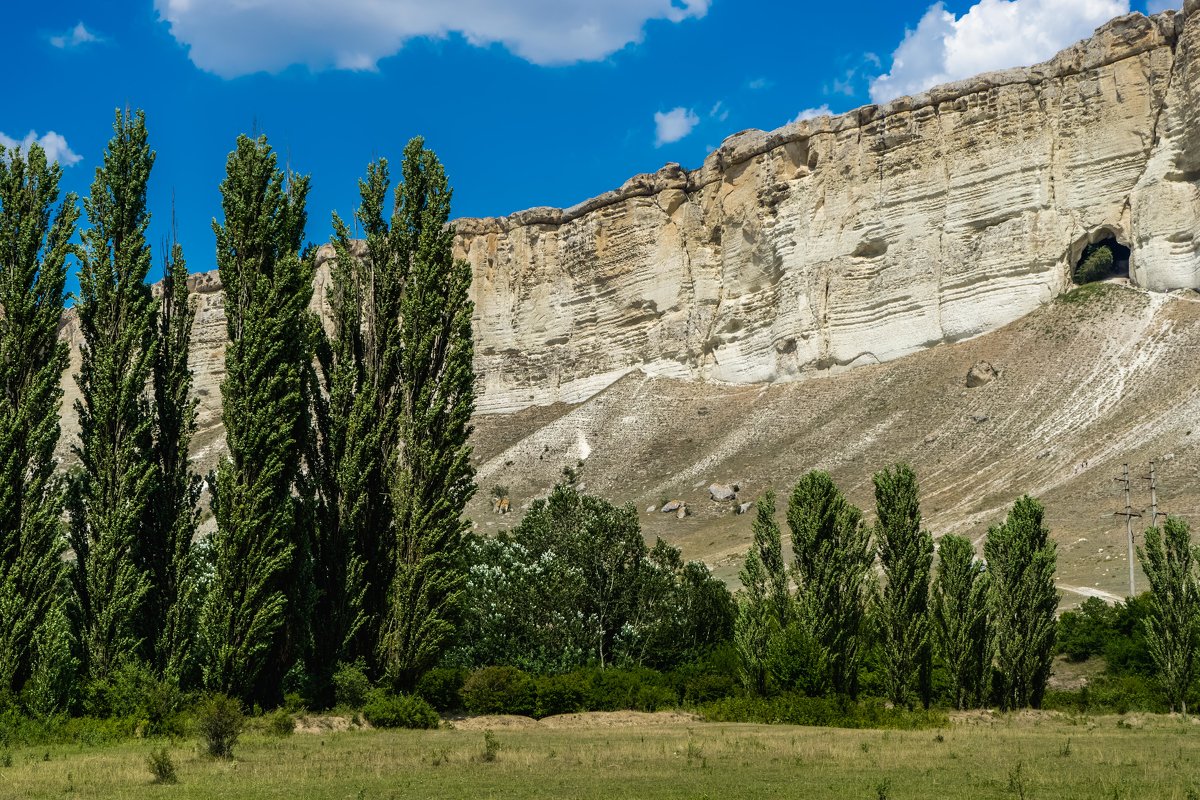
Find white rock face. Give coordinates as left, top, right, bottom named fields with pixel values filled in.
left=1132, top=0, right=1200, bottom=291
left=53, top=7, right=1200, bottom=464
left=456, top=9, right=1199, bottom=413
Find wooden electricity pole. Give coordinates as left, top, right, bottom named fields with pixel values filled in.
left=1114, top=463, right=1141, bottom=598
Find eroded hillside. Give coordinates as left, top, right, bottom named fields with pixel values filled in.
left=470, top=283, right=1200, bottom=606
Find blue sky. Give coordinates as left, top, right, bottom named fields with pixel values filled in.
left=2, top=0, right=1178, bottom=281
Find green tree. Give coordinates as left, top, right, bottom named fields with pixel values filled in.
left=735, top=491, right=790, bottom=694
left=201, top=134, right=316, bottom=704
left=1074, top=243, right=1114, bottom=284
left=931, top=534, right=990, bottom=709
left=451, top=477, right=728, bottom=674
left=620, top=538, right=733, bottom=670
left=0, top=141, right=78, bottom=696
left=146, top=240, right=204, bottom=683
left=984, top=496, right=1058, bottom=710
left=1137, top=516, right=1200, bottom=713
left=377, top=139, right=476, bottom=688
left=515, top=477, right=643, bottom=669
left=873, top=464, right=934, bottom=709
left=68, top=109, right=158, bottom=680
left=313, top=158, right=401, bottom=684
left=787, top=471, right=873, bottom=697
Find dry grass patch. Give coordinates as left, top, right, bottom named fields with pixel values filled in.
left=2, top=714, right=1199, bottom=798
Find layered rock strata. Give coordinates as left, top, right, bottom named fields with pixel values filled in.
left=458, top=7, right=1199, bottom=413
left=55, top=6, right=1200, bottom=466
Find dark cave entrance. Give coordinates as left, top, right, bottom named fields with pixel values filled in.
left=1073, top=235, right=1131, bottom=284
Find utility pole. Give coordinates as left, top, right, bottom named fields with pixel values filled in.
left=1114, top=463, right=1141, bottom=598
left=1148, top=460, right=1163, bottom=526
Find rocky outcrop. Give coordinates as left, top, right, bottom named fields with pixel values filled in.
left=1132, top=0, right=1200, bottom=290
left=457, top=8, right=1198, bottom=413
left=54, top=7, right=1200, bottom=469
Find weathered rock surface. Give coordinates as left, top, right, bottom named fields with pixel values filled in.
left=53, top=7, right=1200, bottom=509
left=454, top=7, right=1200, bottom=414
left=966, top=361, right=999, bottom=388
left=708, top=483, right=738, bottom=502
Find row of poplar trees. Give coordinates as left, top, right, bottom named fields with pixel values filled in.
left=735, top=466, right=1059, bottom=711
left=0, top=109, right=476, bottom=709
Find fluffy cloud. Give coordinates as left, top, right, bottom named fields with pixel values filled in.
left=0, top=131, right=82, bottom=166
left=654, top=107, right=699, bottom=147
left=870, top=0, right=1129, bottom=103
left=792, top=105, right=832, bottom=124
left=50, top=22, right=100, bottom=49
left=154, top=0, right=709, bottom=77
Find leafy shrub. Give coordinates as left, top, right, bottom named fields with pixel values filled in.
left=581, top=667, right=678, bottom=712
left=332, top=660, right=372, bottom=709
left=1057, top=597, right=1113, bottom=662
left=362, top=692, right=439, bottom=729
left=282, top=692, right=306, bottom=713
left=196, top=694, right=243, bottom=759
left=281, top=661, right=313, bottom=709
left=479, top=729, right=500, bottom=762
left=146, top=747, right=177, bottom=784
left=1075, top=244, right=1114, bottom=284
left=534, top=673, right=586, bottom=717
left=633, top=683, right=677, bottom=712
left=416, top=668, right=466, bottom=712
left=461, top=667, right=536, bottom=716
left=265, top=708, right=294, bottom=736
left=82, top=662, right=186, bottom=735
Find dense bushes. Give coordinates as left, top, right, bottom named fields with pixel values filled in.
left=461, top=667, right=537, bottom=716
left=362, top=692, right=439, bottom=729
left=701, top=694, right=948, bottom=730
left=454, top=660, right=739, bottom=719
left=332, top=661, right=373, bottom=709
left=416, top=667, right=467, bottom=712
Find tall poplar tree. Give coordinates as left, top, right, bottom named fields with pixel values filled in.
left=985, top=496, right=1058, bottom=710
left=68, top=109, right=158, bottom=680
left=734, top=491, right=789, bottom=694
left=1138, top=516, right=1199, bottom=714
left=932, top=534, right=990, bottom=709
left=787, top=471, right=873, bottom=697
left=0, top=142, right=78, bottom=696
left=146, top=240, right=203, bottom=682
left=314, top=159, right=398, bottom=681
left=201, top=134, right=316, bottom=704
left=377, top=138, right=476, bottom=689
left=874, top=464, right=934, bottom=709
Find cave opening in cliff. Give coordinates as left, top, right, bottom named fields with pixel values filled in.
left=1073, top=235, right=1131, bottom=284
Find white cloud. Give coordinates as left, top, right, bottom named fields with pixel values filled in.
left=709, top=101, right=730, bottom=122
left=654, top=107, right=700, bottom=147
left=747, top=77, right=770, bottom=91
left=0, top=131, right=82, bottom=167
left=1146, top=0, right=1178, bottom=12
left=792, top=105, right=832, bottom=124
left=50, top=22, right=100, bottom=49
left=154, top=0, right=710, bottom=77
left=870, top=0, right=1129, bottom=104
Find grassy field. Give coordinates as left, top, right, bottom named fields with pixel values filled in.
left=2, top=712, right=1198, bottom=799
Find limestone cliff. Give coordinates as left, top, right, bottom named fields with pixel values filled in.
left=55, top=5, right=1200, bottom=466
left=458, top=7, right=1198, bottom=413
